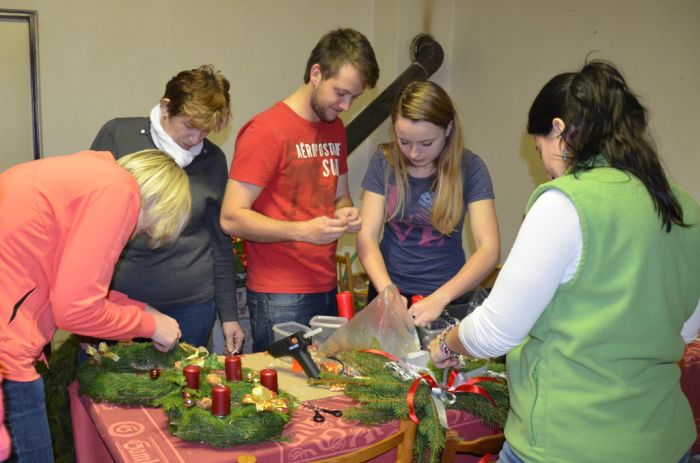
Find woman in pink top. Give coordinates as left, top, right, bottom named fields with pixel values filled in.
left=0, top=149, right=191, bottom=461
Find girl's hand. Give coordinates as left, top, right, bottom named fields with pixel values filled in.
left=407, top=294, right=449, bottom=327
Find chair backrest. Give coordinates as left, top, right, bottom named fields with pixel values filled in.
left=441, top=431, right=505, bottom=463
left=335, top=252, right=354, bottom=293
left=314, top=419, right=417, bottom=463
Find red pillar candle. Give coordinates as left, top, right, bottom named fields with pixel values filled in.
left=183, top=365, right=201, bottom=390
left=259, top=368, right=278, bottom=393
left=336, top=291, right=354, bottom=320
left=211, top=384, right=231, bottom=417
left=225, top=354, right=242, bottom=382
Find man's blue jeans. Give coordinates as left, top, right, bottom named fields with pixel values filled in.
left=247, top=289, right=337, bottom=352
left=3, top=377, right=53, bottom=462
left=158, top=298, right=216, bottom=348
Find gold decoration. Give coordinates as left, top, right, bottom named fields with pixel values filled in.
left=183, top=396, right=195, bottom=408
left=330, top=383, right=346, bottom=392
left=242, top=386, right=289, bottom=413
left=206, top=373, right=223, bottom=386
left=174, top=344, right=209, bottom=367
left=244, top=371, right=260, bottom=383
left=82, top=342, right=120, bottom=364
left=320, top=360, right=342, bottom=374
left=196, top=397, right=212, bottom=410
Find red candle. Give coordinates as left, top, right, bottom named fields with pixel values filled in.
left=259, top=368, right=278, bottom=393
left=211, top=384, right=231, bottom=417
left=225, top=355, right=242, bottom=382
left=183, top=365, right=201, bottom=390
left=336, top=291, right=354, bottom=320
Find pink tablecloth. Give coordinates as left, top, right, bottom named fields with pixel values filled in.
left=69, top=382, right=495, bottom=463
left=70, top=338, right=700, bottom=462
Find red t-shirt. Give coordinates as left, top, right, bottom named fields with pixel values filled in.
left=230, top=102, right=348, bottom=293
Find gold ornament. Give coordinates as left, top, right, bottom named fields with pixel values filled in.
left=181, top=344, right=209, bottom=367
left=206, top=373, right=223, bottom=386
left=242, top=386, right=289, bottom=413
left=320, top=360, right=342, bottom=374
left=196, top=397, right=212, bottom=410
left=82, top=342, right=120, bottom=364
left=244, top=371, right=260, bottom=383
left=183, top=396, right=195, bottom=408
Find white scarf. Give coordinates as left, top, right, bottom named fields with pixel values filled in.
left=149, top=104, right=203, bottom=167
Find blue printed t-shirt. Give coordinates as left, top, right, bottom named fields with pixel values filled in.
left=361, top=148, right=494, bottom=295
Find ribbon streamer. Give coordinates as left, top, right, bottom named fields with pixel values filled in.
left=407, top=371, right=500, bottom=426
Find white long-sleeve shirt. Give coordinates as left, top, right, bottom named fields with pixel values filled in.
left=460, top=189, right=700, bottom=359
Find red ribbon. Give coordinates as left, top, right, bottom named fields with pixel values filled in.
left=407, top=370, right=501, bottom=424
left=359, top=350, right=499, bottom=461
left=358, top=348, right=401, bottom=362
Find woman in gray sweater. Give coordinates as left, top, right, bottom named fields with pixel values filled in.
left=91, top=65, right=244, bottom=353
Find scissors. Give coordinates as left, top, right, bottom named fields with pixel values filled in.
left=302, top=401, right=343, bottom=422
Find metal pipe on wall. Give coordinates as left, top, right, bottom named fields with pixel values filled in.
left=346, top=34, right=444, bottom=155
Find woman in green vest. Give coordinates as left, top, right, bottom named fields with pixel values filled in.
left=430, top=59, right=699, bottom=462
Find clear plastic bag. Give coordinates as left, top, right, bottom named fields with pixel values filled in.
left=319, top=285, right=420, bottom=358
left=441, top=287, right=490, bottom=323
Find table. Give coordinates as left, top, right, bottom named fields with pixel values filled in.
left=70, top=353, right=496, bottom=463
left=71, top=341, right=700, bottom=462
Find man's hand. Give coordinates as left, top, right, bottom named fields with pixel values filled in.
left=335, top=207, right=362, bottom=233
left=303, top=216, right=348, bottom=244
left=222, top=321, right=245, bottom=354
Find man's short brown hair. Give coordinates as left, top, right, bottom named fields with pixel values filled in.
left=303, top=28, right=379, bottom=89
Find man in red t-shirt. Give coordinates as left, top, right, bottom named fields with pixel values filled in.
left=221, top=28, right=379, bottom=352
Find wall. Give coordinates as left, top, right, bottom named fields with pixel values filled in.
left=1, top=0, right=697, bottom=258
left=0, top=14, right=33, bottom=171
left=449, top=0, right=700, bottom=252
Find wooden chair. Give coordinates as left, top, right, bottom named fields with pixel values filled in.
left=335, top=252, right=369, bottom=307
left=440, top=431, right=505, bottom=463
left=314, top=419, right=417, bottom=463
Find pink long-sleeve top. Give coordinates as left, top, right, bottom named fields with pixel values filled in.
left=0, top=151, right=156, bottom=382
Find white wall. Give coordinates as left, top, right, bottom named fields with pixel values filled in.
left=1, top=0, right=697, bottom=258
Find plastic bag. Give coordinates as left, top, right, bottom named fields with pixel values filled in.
left=441, top=286, right=490, bottom=322
left=319, top=285, right=420, bottom=358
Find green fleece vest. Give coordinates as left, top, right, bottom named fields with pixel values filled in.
left=505, top=166, right=700, bottom=462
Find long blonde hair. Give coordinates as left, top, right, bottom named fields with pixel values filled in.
left=117, top=150, right=191, bottom=248
left=385, top=80, right=464, bottom=234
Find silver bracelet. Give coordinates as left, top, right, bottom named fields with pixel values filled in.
left=438, top=324, right=459, bottom=359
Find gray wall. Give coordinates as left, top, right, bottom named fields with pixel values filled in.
left=2, top=0, right=698, bottom=257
